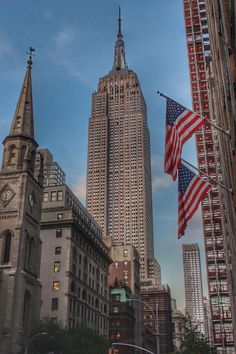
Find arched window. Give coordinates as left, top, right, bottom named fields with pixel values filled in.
left=70, top=281, right=76, bottom=294
left=24, top=233, right=35, bottom=273
left=23, top=290, right=31, bottom=335
left=8, top=145, right=16, bottom=165
left=104, top=304, right=107, bottom=314
left=30, top=150, right=36, bottom=170
left=1, top=231, right=12, bottom=264
left=19, top=145, right=27, bottom=164
left=82, top=289, right=87, bottom=301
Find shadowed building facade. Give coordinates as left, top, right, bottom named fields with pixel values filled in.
left=0, top=55, right=43, bottom=354
left=182, top=0, right=235, bottom=351
left=86, top=10, right=158, bottom=283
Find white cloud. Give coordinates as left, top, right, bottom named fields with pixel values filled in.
left=71, top=175, right=87, bottom=204
left=151, top=154, right=163, bottom=170
left=55, top=28, right=78, bottom=48
left=0, top=33, right=14, bottom=59
left=152, top=174, right=172, bottom=191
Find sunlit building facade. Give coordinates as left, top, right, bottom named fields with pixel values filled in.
left=86, top=11, right=158, bottom=282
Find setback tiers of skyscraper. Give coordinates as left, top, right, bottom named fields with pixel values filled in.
left=86, top=10, right=159, bottom=282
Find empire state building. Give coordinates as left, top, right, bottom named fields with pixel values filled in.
left=87, top=10, right=159, bottom=281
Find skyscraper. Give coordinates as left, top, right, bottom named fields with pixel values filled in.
left=182, top=244, right=205, bottom=335
left=183, top=0, right=235, bottom=351
left=0, top=54, right=43, bottom=353
left=86, top=10, right=157, bottom=281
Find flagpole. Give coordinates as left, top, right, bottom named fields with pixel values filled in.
left=157, top=91, right=230, bottom=138
left=181, top=158, right=232, bottom=193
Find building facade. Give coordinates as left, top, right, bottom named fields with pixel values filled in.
left=0, top=56, right=43, bottom=354
left=182, top=244, right=205, bottom=335
left=183, top=0, right=235, bottom=351
left=171, top=304, right=185, bottom=352
left=109, top=287, right=136, bottom=354
left=140, top=284, right=173, bottom=354
left=35, top=148, right=66, bottom=186
left=86, top=11, right=158, bottom=282
left=40, top=184, right=111, bottom=337
left=104, top=239, right=141, bottom=350
left=204, top=0, right=236, bottom=350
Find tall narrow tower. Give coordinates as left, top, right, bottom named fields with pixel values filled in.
left=0, top=53, right=43, bottom=354
left=182, top=244, right=205, bottom=335
left=87, top=10, right=157, bottom=281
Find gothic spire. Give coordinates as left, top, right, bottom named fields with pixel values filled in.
left=8, top=48, right=35, bottom=140
left=112, top=7, right=127, bottom=71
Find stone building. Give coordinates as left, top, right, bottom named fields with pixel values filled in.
left=40, top=184, right=111, bottom=337
left=0, top=55, right=43, bottom=353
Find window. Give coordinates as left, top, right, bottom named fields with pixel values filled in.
left=113, top=307, right=118, bottom=313
left=51, top=191, right=57, bottom=202
left=43, top=192, right=49, bottom=202
left=57, top=191, right=63, bottom=201
left=57, top=213, right=63, bottom=220
left=53, top=281, right=60, bottom=291
left=56, top=229, right=62, bottom=238
left=8, top=145, right=16, bottom=165
left=54, top=261, right=60, bottom=272
left=2, top=231, right=12, bottom=264
left=114, top=261, right=119, bottom=269
left=52, top=298, right=59, bottom=310
left=123, top=249, right=128, bottom=257
left=55, top=247, right=61, bottom=255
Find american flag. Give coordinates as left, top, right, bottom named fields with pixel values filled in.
left=164, top=98, right=206, bottom=181
left=178, top=163, right=212, bottom=238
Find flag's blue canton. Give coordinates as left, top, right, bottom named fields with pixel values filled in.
left=178, top=164, right=195, bottom=194
left=166, top=98, right=186, bottom=125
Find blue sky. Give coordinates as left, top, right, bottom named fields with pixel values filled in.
left=0, top=0, right=207, bottom=309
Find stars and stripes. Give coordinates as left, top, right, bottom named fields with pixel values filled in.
left=164, top=98, right=206, bottom=181
left=178, top=163, right=212, bottom=238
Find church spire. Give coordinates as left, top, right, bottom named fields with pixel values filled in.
left=112, top=7, right=127, bottom=71
left=8, top=47, right=35, bottom=140
left=2, top=48, right=38, bottom=173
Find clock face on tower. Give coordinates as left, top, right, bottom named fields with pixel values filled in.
left=0, top=186, right=15, bottom=206
left=1, top=189, right=13, bottom=201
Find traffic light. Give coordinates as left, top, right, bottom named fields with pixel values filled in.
left=108, top=348, right=119, bottom=354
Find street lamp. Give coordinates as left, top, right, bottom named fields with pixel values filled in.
left=24, top=332, right=48, bottom=354
left=112, top=342, right=155, bottom=354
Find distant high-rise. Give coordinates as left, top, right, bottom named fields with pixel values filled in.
left=182, top=244, right=205, bottom=335
left=35, top=148, right=66, bottom=186
left=86, top=9, right=158, bottom=281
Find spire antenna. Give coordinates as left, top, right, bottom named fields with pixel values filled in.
left=118, top=6, right=122, bottom=39
left=26, top=46, right=35, bottom=67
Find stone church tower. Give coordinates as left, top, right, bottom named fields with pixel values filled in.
left=0, top=53, right=43, bottom=354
